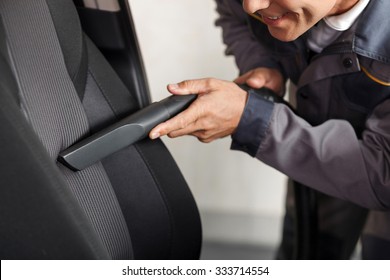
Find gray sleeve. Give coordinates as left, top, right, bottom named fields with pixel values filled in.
left=254, top=99, right=390, bottom=210
left=214, top=0, right=281, bottom=74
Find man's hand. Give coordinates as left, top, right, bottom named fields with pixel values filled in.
left=149, top=78, right=247, bottom=143
left=234, top=67, right=284, bottom=95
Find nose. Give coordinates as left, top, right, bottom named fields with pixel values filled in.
left=242, top=0, right=271, bottom=14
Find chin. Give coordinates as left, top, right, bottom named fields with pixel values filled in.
left=269, top=28, right=301, bottom=42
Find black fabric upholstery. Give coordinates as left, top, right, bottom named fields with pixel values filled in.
left=101, top=139, right=202, bottom=259
left=83, top=36, right=139, bottom=125
left=102, top=145, right=172, bottom=259
left=46, top=0, right=88, bottom=99
left=132, top=140, right=202, bottom=259
left=76, top=5, right=152, bottom=108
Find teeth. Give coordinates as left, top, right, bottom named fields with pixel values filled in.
left=268, top=16, right=281, bottom=20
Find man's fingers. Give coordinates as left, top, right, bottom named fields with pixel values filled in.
left=168, top=125, right=203, bottom=138
left=234, top=71, right=266, bottom=88
left=149, top=106, right=199, bottom=139
left=233, top=71, right=252, bottom=84
left=167, top=78, right=218, bottom=95
left=149, top=123, right=164, bottom=139
left=246, top=76, right=266, bottom=88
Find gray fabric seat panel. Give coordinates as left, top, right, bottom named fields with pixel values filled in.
left=0, top=27, right=109, bottom=258
left=0, top=92, right=110, bottom=259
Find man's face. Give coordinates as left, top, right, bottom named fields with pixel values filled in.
left=242, top=0, right=356, bottom=41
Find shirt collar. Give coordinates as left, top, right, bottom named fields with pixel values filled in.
left=324, top=0, right=370, bottom=31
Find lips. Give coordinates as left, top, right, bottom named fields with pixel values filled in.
left=259, top=12, right=288, bottom=26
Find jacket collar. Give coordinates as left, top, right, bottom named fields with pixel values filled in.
left=353, top=0, right=390, bottom=64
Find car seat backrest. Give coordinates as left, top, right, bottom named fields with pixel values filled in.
left=0, top=0, right=201, bottom=259
left=0, top=17, right=110, bottom=259
left=1, top=0, right=134, bottom=259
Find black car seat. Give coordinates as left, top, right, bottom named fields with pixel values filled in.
left=0, top=0, right=201, bottom=259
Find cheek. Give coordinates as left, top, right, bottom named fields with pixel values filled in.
left=302, top=2, right=336, bottom=23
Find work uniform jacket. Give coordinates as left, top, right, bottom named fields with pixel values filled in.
left=215, top=0, right=390, bottom=259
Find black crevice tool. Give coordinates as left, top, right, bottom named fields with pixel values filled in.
left=58, top=94, right=197, bottom=171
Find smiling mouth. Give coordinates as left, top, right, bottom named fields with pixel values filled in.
left=250, top=11, right=288, bottom=24
left=266, top=15, right=283, bottom=20
left=257, top=12, right=290, bottom=26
